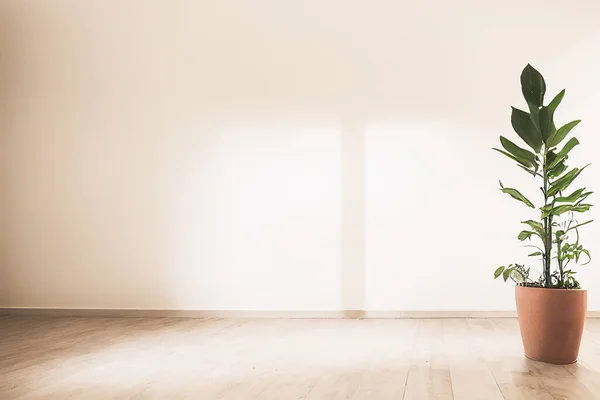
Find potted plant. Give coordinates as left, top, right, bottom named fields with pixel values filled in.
left=493, top=64, right=593, bottom=365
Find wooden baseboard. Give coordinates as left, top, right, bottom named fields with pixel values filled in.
left=2, top=308, right=599, bottom=319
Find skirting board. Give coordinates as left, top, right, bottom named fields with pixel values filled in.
left=3, top=308, right=600, bottom=319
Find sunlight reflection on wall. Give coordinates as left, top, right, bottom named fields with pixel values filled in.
left=161, top=117, right=342, bottom=310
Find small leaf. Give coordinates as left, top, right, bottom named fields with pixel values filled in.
left=517, top=164, right=538, bottom=176
left=548, top=165, right=589, bottom=198
left=518, top=230, right=533, bottom=241
left=500, top=136, right=537, bottom=167
left=555, top=188, right=586, bottom=203
left=544, top=204, right=592, bottom=218
left=503, top=267, right=513, bottom=282
left=494, top=266, right=505, bottom=279
left=582, top=249, right=591, bottom=265
left=547, top=150, right=557, bottom=167
left=547, top=120, right=581, bottom=148
left=539, top=90, right=565, bottom=141
left=493, top=148, right=536, bottom=169
left=528, top=252, right=542, bottom=257
left=567, top=220, right=593, bottom=232
left=556, top=137, right=579, bottom=159
left=549, top=162, right=568, bottom=178
left=500, top=187, right=535, bottom=208
left=575, top=191, right=593, bottom=205
left=521, top=220, right=545, bottom=236
left=548, top=155, right=567, bottom=171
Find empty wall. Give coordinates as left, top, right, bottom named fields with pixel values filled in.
left=1, top=0, right=600, bottom=311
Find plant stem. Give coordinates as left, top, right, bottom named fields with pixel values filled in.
left=557, top=238, right=564, bottom=286
left=542, top=147, right=552, bottom=287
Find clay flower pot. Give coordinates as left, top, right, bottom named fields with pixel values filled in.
left=515, top=285, right=587, bottom=364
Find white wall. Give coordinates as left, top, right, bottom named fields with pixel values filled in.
left=1, top=0, right=600, bottom=311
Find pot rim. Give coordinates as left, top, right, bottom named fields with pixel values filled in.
left=515, top=285, right=587, bottom=292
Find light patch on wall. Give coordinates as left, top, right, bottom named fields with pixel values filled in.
left=161, top=116, right=342, bottom=310
left=364, top=122, right=539, bottom=311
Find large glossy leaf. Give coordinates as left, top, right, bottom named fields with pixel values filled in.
left=555, top=188, right=585, bottom=203
left=492, top=148, right=535, bottom=169
left=500, top=186, right=535, bottom=208
left=538, top=90, right=565, bottom=141
left=511, top=107, right=542, bottom=152
left=547, top=120, right=581, bottom=148
left=520, top=64, right=546, bottom=107
left=548, top=165, right=589, bottom=197
left=500, top=136, right=537, bottom=167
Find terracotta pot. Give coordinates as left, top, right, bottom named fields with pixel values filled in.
left=515, top=285, right=587, bottom=364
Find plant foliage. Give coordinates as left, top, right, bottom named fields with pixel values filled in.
left=493, top=64, right=593, bottom=289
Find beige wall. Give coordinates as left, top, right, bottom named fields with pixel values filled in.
left=2, top=0, right=600, bottom=310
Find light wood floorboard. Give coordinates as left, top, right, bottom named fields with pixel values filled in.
left=3, top=317, right=600, bottom=399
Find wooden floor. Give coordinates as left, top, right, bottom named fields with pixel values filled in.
left=3, top=318, right=600, bottom=399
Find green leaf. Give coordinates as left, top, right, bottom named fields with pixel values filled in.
left=547, top=150, right=557, bottom=167
left=529, top=106, right=541, bottom=132
left=500, top=187, right=535, bottom=208
left=521, top=220, right=544, bottom=236
left=510, top=107, right=543, bottom=152
left=547, top=120, right=581, bottom=148
left=548, top=154, right=568, bottom=170
left=500, top=136, right=537, bottom=168
left=539, top=107, right=556, bottom=141
left=555, top=188, right=586, bottom=203
left=520, top=64, right=546, bottom=107
left=539, top=90, right=565, bottom=141
left=576, top=192, right=593, bottom=205
left=547, top=165, right=589, bottom=198
left=556, top=137, right=579, bottom=159
left=528, top=252, right=542, bottom=257
left=582, top=249, right=591, bottom=265
left=492, top=148, right=535, bottom=169
left=549, top=162, right=568, bottom=178
left=517, top=164, right=538, bottom=176
left=567, top=220, right=593, bottom=232
left=518, top=230, right=533, bottom=241
left=543, top=204, right=592, bottom=218
left=503, top=267, right=513, bottom=282
left=494, top=266, right=505, bottom=279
